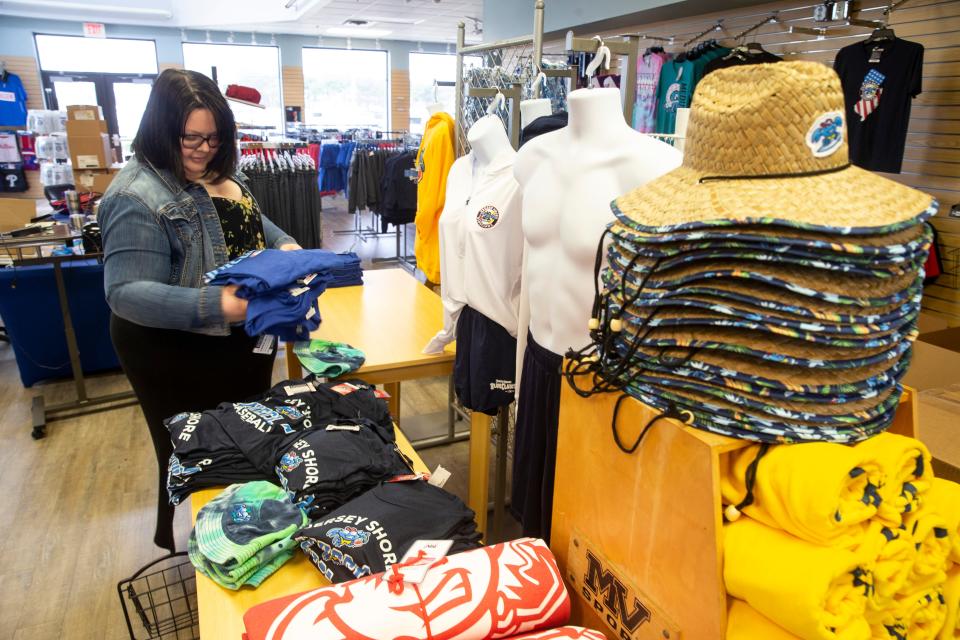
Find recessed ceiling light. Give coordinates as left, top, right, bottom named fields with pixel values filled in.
left=326, top=26, right=393, bottom=38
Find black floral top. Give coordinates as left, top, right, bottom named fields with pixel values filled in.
left=212, top=190, right=267, bottom=260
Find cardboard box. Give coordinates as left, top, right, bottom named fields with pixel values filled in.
left=918, top=386, right=960, bottom=470
left=69, top=134, right=112, bottom=169
left=66, top=104, right=103, bottom=121
left=0, top=197, right=35, bottom=232
left=902, top=340, right=960, bottom=392
left=75, top=168, right=119, bottom=194
left=66, top=119, right=108, bottom=138
left=917, top=310, right=950, bottom=335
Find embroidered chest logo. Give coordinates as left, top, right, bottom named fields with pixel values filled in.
left=805, top=112, right=844, bottom=158
left=855, top=69, right=886, bottom=121
left=327, top=526, right=370, bottom=549
left=476, top=205, right=500, bottom=229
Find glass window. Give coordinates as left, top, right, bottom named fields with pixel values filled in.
left=408, top=53, right=482, bottom=134
left=302, top=48, right=388, bottom=131
left=182, top=43, right=283, bottom=132
left=409, top=52, right=456, bottom=135
left=35, top=35, right=157, bottom=74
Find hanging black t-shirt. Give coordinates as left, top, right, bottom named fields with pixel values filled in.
left=834, top=38, right=924, bottom=174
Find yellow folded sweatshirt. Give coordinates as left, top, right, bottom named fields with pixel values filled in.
left=722, top=442, right=882, bottom=547
left=870, top=586, right=947, bottom=640
left=414, top=111, right=456, bottom=284
left=854, top=433, right=932, bottom=526
left=925, top=479, right=960, bottom=565
left=724, top=518, right=872, bottom=640
left=903, top=510, right=953, bottom=589
left=940, top=567, right=960, bottom=640
left=727, top=599, right=803, bottom=639
left=853, top=521, right=916, bottom=613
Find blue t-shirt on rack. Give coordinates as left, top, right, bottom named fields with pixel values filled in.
left=0, top=73, right=28, bottom=127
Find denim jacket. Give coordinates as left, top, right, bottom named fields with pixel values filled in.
left=99, top=156, right=296, bottom=336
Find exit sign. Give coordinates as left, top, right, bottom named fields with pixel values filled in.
left=83, top=22, right=106, bottom=38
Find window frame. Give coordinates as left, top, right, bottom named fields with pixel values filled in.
left=34, top=33, right=159, bottom=75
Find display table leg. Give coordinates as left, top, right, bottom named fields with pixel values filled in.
left=285, top=342, right=301, bottom=380
left=384, top=381, right=401, bottom=424
left=469, top=412, right=491, bottom=538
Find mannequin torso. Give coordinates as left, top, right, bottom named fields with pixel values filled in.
left=424, top=115, right=521, bottom=353
left=515, top=88, right=682, bottom=356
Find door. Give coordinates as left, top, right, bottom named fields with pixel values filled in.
left=41, top=72, right=156, bottom=162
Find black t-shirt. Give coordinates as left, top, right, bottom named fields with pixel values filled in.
left=834, top=38, right=924, bottom=174
left=702, top=50, right=782, bottom=76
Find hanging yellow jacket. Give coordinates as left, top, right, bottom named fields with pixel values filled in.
left=415, top=111, right=456, bottom=284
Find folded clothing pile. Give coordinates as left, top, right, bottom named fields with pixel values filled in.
left=205, top=249, right=362, bottom=341
left=722, top=432, right=960, bottom=640
left=295, top=478, right=482, bottom=583
left=242, top=538, right=608, bottom=640
left=574, top=62, right=935, bottom=444
left=275, top=416, right=412, bottom=518
left=166, top=378, right=395, bottom=505
left=189, top=481, right=307, bottom=590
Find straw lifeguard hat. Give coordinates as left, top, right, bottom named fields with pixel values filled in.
left=613, top=62, right=934, bottom=234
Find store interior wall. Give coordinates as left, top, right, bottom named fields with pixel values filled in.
left=0, top=15, right=453, bottom=143
left=554, top=0, right=959, bottom=323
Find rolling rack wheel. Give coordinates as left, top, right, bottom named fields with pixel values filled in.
left=117, top=552, right=198, bottom=640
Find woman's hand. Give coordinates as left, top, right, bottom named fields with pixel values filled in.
left=279, top=243, right=302, bottom=251
left=221, top=284, right=248, bottom=322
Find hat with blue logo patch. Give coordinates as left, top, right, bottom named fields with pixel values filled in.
left=192, top=481, right=306, bottom=568
left=294, top=340, right=366, bottom=378
left=611, top=61, right=934, bottom=235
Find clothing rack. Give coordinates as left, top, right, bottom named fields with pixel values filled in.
left=564, top=31, right=641, bottom=125
left=734, top=12, right=780, bottom=42
left=683, top=19, right=725, bottom=47
left=466, top=84, right=523, bottom=149
left=454, top=0, right=546, bottom=157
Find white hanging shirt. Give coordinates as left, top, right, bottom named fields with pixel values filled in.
left=423, top=149, right=523, bottom=354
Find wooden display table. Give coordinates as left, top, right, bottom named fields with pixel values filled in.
left=282, top=267, right=497, bottom=537
left=190, top=426, right=430, bottom=640
left=283, top=268, right=454, bottom=423
left=550, top=380, right=917, bottom=640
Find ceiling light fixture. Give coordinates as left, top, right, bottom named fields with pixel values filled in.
left=326, top=26, right=392, bottom=38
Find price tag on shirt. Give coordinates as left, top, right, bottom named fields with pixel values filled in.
left=869, top=46, right=884, bottom=63
left=253, top=334, right=276, bottom=355
left=427, top=465, right=451, bottom=489
left=397, top=540, right=454, bottom=584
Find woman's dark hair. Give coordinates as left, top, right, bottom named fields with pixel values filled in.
left=132, top=69, right=237, bottom=183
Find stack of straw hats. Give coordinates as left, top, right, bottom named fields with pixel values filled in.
left=589, top=61, right=936, bottom=444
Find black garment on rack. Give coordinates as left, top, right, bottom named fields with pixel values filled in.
left=520, top=112, right=569, bottom=147
left=347, top=148, right=391, bottom=215
left=243, top=156, right=323, bottom=249
left=702, top=49, right=782, bottom=75
left=834, top=37, right=924, bottom=174
left=380, top=151, right=417, bottom=228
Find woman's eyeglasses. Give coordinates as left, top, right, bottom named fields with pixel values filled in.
left=181, top=134, right=221, bottom=149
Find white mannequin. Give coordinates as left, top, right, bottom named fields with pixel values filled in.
left=514, top=87, right=682, bottom=372
left=423, top=115, right=519, bottom=354
left=426, top=102, right=445, bottom=115
left=519, top=98, right=553, bottom=129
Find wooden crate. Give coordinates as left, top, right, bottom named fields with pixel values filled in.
left=550, top=379, right=917, bottom=640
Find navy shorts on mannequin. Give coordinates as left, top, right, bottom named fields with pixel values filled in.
left=453, top=305, right=516, bottom=416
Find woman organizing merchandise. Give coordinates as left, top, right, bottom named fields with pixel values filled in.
left=98, top=69, right=301, bottom=553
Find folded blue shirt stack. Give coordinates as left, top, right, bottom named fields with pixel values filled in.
left=205, top=249, right=363, bottom=341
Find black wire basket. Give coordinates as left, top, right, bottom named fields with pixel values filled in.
left=117, top=552, right=199, bottom=640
